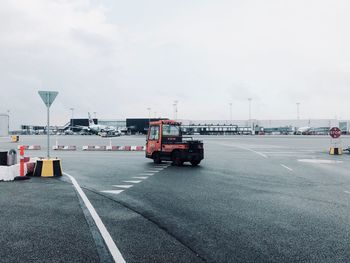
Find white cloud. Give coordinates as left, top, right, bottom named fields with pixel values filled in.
left=1, top=0, right=350, bottom=128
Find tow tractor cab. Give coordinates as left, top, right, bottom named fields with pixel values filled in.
left=146, top=120, right=204, bottom=166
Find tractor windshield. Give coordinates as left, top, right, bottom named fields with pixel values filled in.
left=162, top=124, right=181, bottom=136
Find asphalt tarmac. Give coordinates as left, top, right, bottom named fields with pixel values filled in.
left=1, top=135, right=350, bottom=262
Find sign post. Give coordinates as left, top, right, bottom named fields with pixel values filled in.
left=329, top=127, right=342, bottom=155
left=38, top=91, right=58, bottom=159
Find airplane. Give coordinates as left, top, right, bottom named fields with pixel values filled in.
left=75, top=113, right=122, bottom=136
left=296, top=126, right=312, bottom=135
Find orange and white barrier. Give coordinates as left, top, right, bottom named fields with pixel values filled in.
left=53, top=145, right=77, bottom=151
left=82, top=145, right=145, bottom=151
left=17, top=145, right=41, bottom=150
left=82, top=146, right=107, bottom=151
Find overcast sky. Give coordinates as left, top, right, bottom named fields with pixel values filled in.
left=1, top=0, right=350, bottom=128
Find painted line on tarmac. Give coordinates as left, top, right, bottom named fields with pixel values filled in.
left=113, top=185, right=133, bottom=189
left=298, top=159, right=343, bottom=164
left=123, top=180, right=142, bottom=184
left=234, top=145, right=268, bottom=158
left=101, top=190, right=124, bottom=195
left=63, top=172, right=126, bottom=263
left=147, top=170, right=160, bottom=173
left=133, top=176, right=148, bottom=179
left=280, top=164, right=293, bottom=172
left=344, top=191, right=350, bottom=194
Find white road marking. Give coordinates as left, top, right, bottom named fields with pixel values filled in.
left=152, top=167, right=165, bottom=170
left=101, top=190, right=124, bottom=195
left=123, top=180, right=142, bottom=184
left=138, top=173, right=154, bottom=176
left=147, top=170, right=160, bottom=173
left=261, top=151, right=315, bottom=154
left=63, top=172, right=125, bottom=263
left=229, top=145, right=268, bottom=158
left=133, top=176, right=148, bottom=179
left=298, top=159, right=343, bottom=164
left=344, top=191, right=350, bottom=194
left=112, top=185, right=133, bottom=189
left=280, top=164, right=293, bottom=171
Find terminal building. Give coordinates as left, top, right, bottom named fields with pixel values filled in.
left=15, top=117, right=350, bottom=136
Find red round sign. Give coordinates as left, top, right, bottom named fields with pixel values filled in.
left=330, top=127, right=341, bottom=138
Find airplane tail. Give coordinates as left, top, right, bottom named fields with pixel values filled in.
left=88, top=112, right=95, bottom=125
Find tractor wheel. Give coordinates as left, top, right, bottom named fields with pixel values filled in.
left=171, top=151, right=183, bottom=166
left=190, top=160, right=201, bottom=166
left=153, top=152, right=161, bottom=164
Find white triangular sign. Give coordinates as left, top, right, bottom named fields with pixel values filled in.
left=38, top=91, right=58, bottom=107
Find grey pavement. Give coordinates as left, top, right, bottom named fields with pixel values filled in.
left=1, top=135, right=350, bottom=262
left=0, top=177, right=100, bottom=263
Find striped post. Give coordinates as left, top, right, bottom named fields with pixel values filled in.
left=20, top=146, right=24, bottom=177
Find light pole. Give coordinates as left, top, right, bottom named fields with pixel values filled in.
left=296, top=102, right=300, bottom=120
left=229, top=103, right=232, bottom=124
left=248, top=98, right=252, bottom=121
left=147, top=107, right=151, bottom=125
left=173, top=100, right=178, bottom=120
left=7, top=110, right=10, bottom=134
left=70, top=108, right=74, bottom=131
left=248, top=98, right=252, bottom=134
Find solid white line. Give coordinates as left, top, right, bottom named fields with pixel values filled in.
left=101, top=190, right=124, bottom=195
left=234, top=145, right=268, bottom=158
left=133, top=176, right=148, bottom=179
left=123, top=180, right=142, bottom=184
left=344, top=191, right=350, bottom=194
left=113, top=185, right=133, bottom=189
left=280, top=164, right=293, bottom=172
left=261, top=151, right=305, bottom=154
left=63, top=172, right=125, bottom=263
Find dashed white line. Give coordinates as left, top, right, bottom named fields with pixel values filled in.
left=233, top=145, right=268, bottom=158
left=344, top=191, right=350, bottom=194
left=147, top=170, right=160, bottom=173
left=112, top=185, right=133, bottom=189
left=63, top=172, right=125, bottom=263
left=133, top=176, right=148, bottom=179
left=280, top=164, right=293, bottom=172
left=138, top=173, right=154, bottom=176
left=123, top=180, right=142, bottom=184
left=298, top=159, right=343, bottom=164
left=101, top=190, right=124, bottom=195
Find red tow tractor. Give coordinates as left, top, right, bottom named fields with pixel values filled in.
left=146, top=120, right=204, bottom=166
